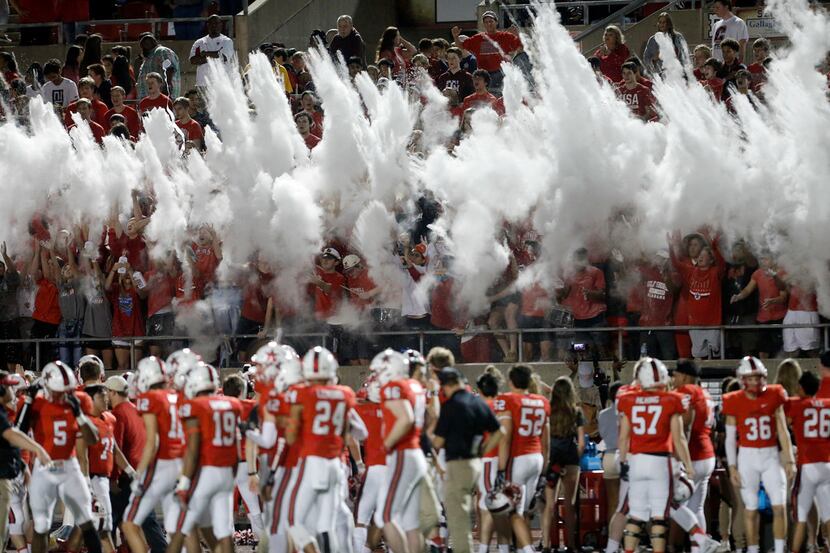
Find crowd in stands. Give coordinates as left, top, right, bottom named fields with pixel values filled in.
left=0, top=3, right=829, bottom=372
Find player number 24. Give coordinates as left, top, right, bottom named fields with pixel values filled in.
left=312, top=402, right=346, bottom=436
left=804, top=408, right=830, bottom=439
left=631, top=405, right=663, bottom=435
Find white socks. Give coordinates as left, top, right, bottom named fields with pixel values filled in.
left=606, top=538, right=621, bottom=553
left=774, top=539, right=786, bottom=553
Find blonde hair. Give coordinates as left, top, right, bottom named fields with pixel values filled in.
left=427, top=347, right=455, bottom=370
left=484, top=364, right=505, bottom=386
left=604, top=25, right=625, bottom=46
left=694, top=44, right=712, bottom=57
left=775, top=359, right=802, bottom=397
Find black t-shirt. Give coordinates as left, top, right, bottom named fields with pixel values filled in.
left=436, top=69, right=474, bottom=100
left=0, top=408, right=22, bottom=479
left=434, top=389, right=500, bottom=461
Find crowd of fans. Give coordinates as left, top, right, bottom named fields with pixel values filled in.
left=0, top=2, right=829, bottom=372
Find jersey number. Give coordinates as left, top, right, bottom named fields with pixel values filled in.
left=312, top=402, right=346, bottom=436
left=168, top=404, right=184, bottom=440
left=804, top=408, right=830, bottom=438
left=631, top=405, right=663, bottom=435
left=517, top=407, right=545, bottom=437
left=53, top=420, right=68, bottom=446
left=211, top=411, right=236, bottom=446
left=100, top=436, right=114, bottom=460
left=745, top=416, right=772, bottom=441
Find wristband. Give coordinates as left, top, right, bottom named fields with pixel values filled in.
left=248, top=471, right=257, bottom=476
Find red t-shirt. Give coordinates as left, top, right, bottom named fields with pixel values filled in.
left=705, top=78, right=725, bottom=102
left=615, top=82, right=655, bottom=119
left=431, top=277, right=462, bottom=330
left=145, top=270, right=176, bottom=317
left=33, top=278, right=62, bottom=324
left=461, top=91, right=503, bottom=114
left=346, top=267, right=376, bottom=310
left=520, top=283, right=550, bottom=318
left=176, top=118, right=204, bottom=143
left=313, top=268, right=345, bottom=321
left=295, top=384, right=356, bottom=459
left=135, top=389, right=184, bottom=460
left=784, top=396, right=830, bottom=465
left=638, top=265, right=676, bottom=327
left=64, top=98, right=109, bottom=127
left=180, top=395, right=242, bottom=467
left=381, top=379, right=426, bottom=452
left=560, top=266, right=607, bottom=320
left=494, top=392, right=550, bottom=457
left=675, top=384, right=715, bottom=460
left=104, top=105, right=141, bottom=139
left=618, top=390, right=685, bottom=454
left=138, top=94, right=173, bottom=114
left=304, top=133, right=321, bottom=150
left=461, top=32, right=522, bottom=73
left=788, top=285, right=817, bottom=312
left=111, top=400, right=146, bottom=470
left=354, top=401, right=385, bottom=466
left=751, top=269, right=787, bottom=322
left=107, top=229, right=147, bottom=272
left=68, top=120, right=106, bottom=143
left=31, top=396, right=79, bottom=460
left=594, top=44, right=631, bottom=84
left=110, top=286, right=144, bottom=337
left=722, top=385, right=787, bottom=448
left=241, top=272, right=270, bottom=323
left=88, top=412, right=117, bottom=476
left=673, top=246, right=725, bottom=326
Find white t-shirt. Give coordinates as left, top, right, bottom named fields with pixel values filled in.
left=711, top=15, right=749, bottom=61
left=40, top=78, right=79, bottom=107
left=190, top=33, right=236, bottom=86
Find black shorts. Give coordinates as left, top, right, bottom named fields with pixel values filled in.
left=549, top=437, right=580, bottom=467
left=492, top=292, right=521, bottom=309
left=518, top=315, right=552, bottom=344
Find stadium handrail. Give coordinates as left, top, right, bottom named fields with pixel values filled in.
left=10, top=322, right=830, bottom=368
left=0, top=15, right=235, bottom=43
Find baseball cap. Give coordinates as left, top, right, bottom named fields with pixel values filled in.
left=104, top=375, right=128, bottom=393
left=675, top=359, right=700, bottom=378
left=482, top=10, right=498, bottom=21
left=437, top=367, right=463, bottom=386
left=321, top=247, right=341, bottom=260
left=342, top=254, right=360, bottom=271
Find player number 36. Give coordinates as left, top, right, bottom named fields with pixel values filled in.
left=745, top=416, right=772, bottom=441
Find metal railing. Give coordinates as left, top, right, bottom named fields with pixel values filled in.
left=4, top=322, right=828, bottom=370
left=500, top=0, right=692, bottom=29
left=0, top=16, right=235, bottom=43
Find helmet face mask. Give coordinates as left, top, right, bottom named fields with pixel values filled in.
left=741, top=374, right=766, bottom=394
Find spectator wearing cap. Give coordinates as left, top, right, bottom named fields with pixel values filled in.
left=329, top=15, right=366, bottom=66
left=104, top=375, right=166, bottom=553
left=593, top=25, right=630, bottom=84
left=432, top=367, right=503, bottom=553
left=104, top=87, right=140, bottom=139
left=311, top=247, right=346, bottom=324
left=137, top=33, right=181, bottom=100
left=451, top=10, right=522, bottom=94
left=189, top=15, right=235, bottom=90
left=340, top=254, right=379, bottom=363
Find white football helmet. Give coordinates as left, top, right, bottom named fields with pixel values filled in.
left=635, top=357, right=670, bottom=390
left=251, top=341, right=283, bottom=384
left=484, top=483, right=521, bottom=516
left=403, top=349, right=426, bottom=377
left=136, top=356, right=167, bottom=394
left=736, top=356, right=767, bottom=393
left=123, top=371, right=139, bottom=400
left=167, top=349, right=203, bottom=390
left=673, top=463, right=694, bottom=503
left=42, top=361, right=77, bottom=394
left=274, top=353, right=304, bottom=393
left=185, top=363, right=219, bottom=399
left=370, top=349, right=408, bottom=386
left=302, top=346, right=338, bottom=381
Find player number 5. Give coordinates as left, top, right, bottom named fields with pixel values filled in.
left=53, top=420, right=68, bottom=446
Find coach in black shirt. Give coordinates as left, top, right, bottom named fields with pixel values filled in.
left=0, top=371, right=51, bottom=547
left=433, top=367, right=503, bottom=553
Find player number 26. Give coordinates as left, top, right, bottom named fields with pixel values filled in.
left=804, top=408, right=830, bottom=439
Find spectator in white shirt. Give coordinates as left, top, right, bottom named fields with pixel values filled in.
left=711, top=0, right=749, bottom=63
left=40, top=59, right=79, bottom=113
left=189, top=15, right=235, bottom=89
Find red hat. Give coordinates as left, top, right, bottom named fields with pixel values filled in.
left=414, top=243, right=427, bottom=255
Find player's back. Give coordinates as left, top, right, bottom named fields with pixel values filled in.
left=499, top=391, right=550, bottom=457
left=32, top=396, right=79, bottom=461
left=619, top=389, right=684, bottom=454
left=181, top=394, right=241, bottom=467
left=785, top=395, right=830, bottom=465
left=355, top=400, right=385, bottom=466
left=137, top=388, right=184, bottom=459
left=381, top=378, right=425, bottom=452
left=676, top=383, right=715, bottom=459
left=298, top=384, right=356, bottom=459
left=89, top=411, right=116, bottom=476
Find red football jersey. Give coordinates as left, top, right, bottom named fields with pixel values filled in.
left=136, top=389, right=184, bottom=460
left=495, top=392, right=550, bottom=457
left=722, top=385, right=787, bottom=449
left=179, top=395, right=242, bottom=467
left=278, top=384, right=306, bottom=468
left=31, top=396, right=80, bottom=460
left=618, top=390, right=685, bottom=454
left=75, top=387, right=95, bottom=416
left=354, top=401, right=385, bottom=467
left=381, top=379, right=426, bottom=452
left=296, top=384, right=356, bottom=459
left=675, top=384, right=715, bottom=460
left=88, top=412, right=116, bottom=476
left=785, top=396, right=830, bottom=465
